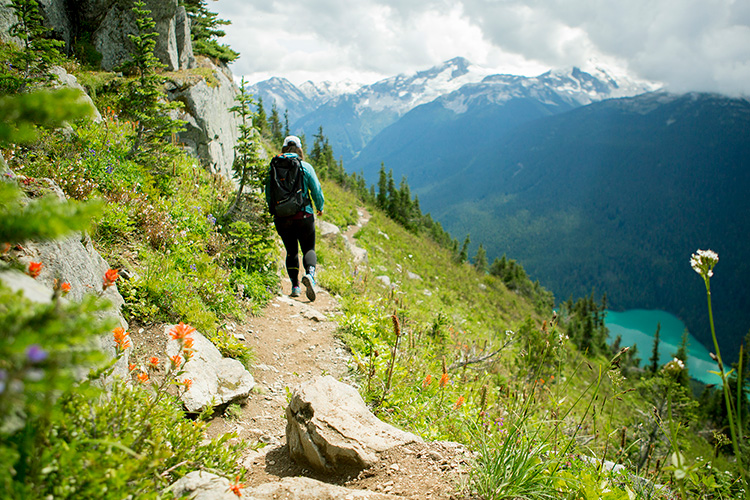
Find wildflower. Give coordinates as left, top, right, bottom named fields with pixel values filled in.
left=27, top=261, right=43, bottom=278
left=61, top=282, right=71, bottom=295
left=454, top=396, right=465, bottom=409
left=103, top=268, right=120, bottom=290
left=228, top=475, right=244, bottom=497
left=183, top=337, right=195, bottom=349
left=422, top=374, right=432, bottom=388
left=1, top=242, right=10, bottom=253
left=137, top=372, right=149, bottom=383
left=129, top=363, right=136, bottom=371
left=170, top=354, right=183, bottom=368
left=149, top=356, right=159, bottom=368
left=26, top=344, right=48, bottom=363
left=183, top=378, right=193, bottom=390
left=690, top=249, right=719, bottom=280
left=169, top=322, right=196, bottom=340
left=113, top=327, right=131, bottom=351
left=439, top=372, right=450, bottom=388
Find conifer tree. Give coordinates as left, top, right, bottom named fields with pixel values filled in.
left=377, top=164, right=388, bottom=209
left=7, top=0, right=64, bottom=91
left=255, top=96, right=267, bottom=136
left=649, top=322, right=662, bottom=374
left=268, top=103, right=283, bottom=144
left=121, top=1, right=185, bottom=177
left=226, top=78, right=263, bottom=216
left=473, top=244, right=488, bottom=273
left=458, top=234, right=470, bottom=263
left=181, top=0, right=239, bottom=63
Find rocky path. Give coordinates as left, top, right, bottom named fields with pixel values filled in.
left=203, top=209, right=470, bottom=499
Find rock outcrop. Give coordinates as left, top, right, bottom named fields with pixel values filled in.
left=1, top=179, right=130, bottom=379
left=170, top=472, right=406, bottom=500
left=286, top=375, right=421, bottom=473
left=166, top=58, right=241, bottom=179
left=0, top=0, right=195, bottom=72
left=166, top=326, right=255, bottom=413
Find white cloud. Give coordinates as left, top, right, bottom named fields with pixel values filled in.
left=211, top=0, right=750, bottom=95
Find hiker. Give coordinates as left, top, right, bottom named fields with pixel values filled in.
left=266, top=135, right=325, bottom=301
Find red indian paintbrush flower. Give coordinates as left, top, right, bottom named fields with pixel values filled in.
left=439, top=372, right=450, bottom=388
left=27, top=261, right=43, bottom=278
left=113, top=327, right=131, bottom=350
left=422, top=374, right=432, bottom=388
left=137, top=372, right=149, bottom=383
left=61, top=282, right=71, bottom=294
left=149, top=356, right=159, bottom=367
left=454, top=396, right=465, bottom=409
left=169, top=322, right=196, bottom=340
left=228, top=476, right=245, bottom=497
left=170, top=354, right=183, bottom=368
left=103, top=268, right=119, bottom=290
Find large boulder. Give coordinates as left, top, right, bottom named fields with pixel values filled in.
left=170, top=472, right=405, bottom=500
left=87, top=0, right=193, bottom=71
left=166, top=326, right=255, bottom=413
left=166, top=58, right=241, bottom=179
left=1, top=179, right=130, bottom=379
left=38, top=0, right=71, bottom=46
left=286, top=375, right=421, bottom=473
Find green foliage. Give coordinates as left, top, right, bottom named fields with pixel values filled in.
left=226, top=78, right=265, bottom=218
left=0, top=88, right=95, bottom=145
left=0, top=181, right=101, bottom=245
left=119, top=1, right=185, bottom=185
left=5, top=0, right=64, bottom=91
left=181, top=0, right=239, bottom=63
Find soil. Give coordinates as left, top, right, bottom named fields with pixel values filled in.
left=130, top=209, right=472, bottom=499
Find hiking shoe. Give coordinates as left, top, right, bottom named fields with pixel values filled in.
left=302, top=274, right=316, bottom=302
left=290, top=286, right=301, bottom=297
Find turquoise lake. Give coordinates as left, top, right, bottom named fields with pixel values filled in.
left=605, top=309, right=721, bottom=385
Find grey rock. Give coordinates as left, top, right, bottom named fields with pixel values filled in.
left=167, top=60, right=241, bottom=179
left=376, top=275, right=391, bottom=288
left=170, top=473, right=406, bottom=500
left=174, top=6, right=195, bottom=69
left=166, top=326, right=255, bottom=413
left=91, top=0, right=187, bottom=71
left=38, top=0, right=71, bottom=46
left=50, top=66, right=102, bottom=122
left=249, top=477, right=405, bottom=499
left=168, top=471, right=237, bottom=500
left=286, top=375, right=421, bottom=473
left=93, top=5, right=137, bottom=71
left=406, top=271, right=422, bottom=281
left=0, top=1, right=20, bottom=45
left=317, top=220, right=341, bottom=237
left=1, top=177, right=130, bottom=380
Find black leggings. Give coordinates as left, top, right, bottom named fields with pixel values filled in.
left=274, top=215, right=316, bottom=287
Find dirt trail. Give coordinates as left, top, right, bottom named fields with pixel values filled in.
left=204, top=208, right=469, bottom=499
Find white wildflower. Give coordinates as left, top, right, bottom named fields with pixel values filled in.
left=690, top=249, right=719, bottom=279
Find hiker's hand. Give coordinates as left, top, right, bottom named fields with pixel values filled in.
left=316, top=210, right=323, bottom=216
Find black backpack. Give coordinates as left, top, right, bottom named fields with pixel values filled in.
left=268, top=155, right=306, bottom=217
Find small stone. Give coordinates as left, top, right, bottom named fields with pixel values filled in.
left=389, top=463, right=400, bottom=472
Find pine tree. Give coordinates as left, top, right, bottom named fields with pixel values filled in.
left=181, top=0, right=239, bottom=63
left=458, top=234, right=470, bottom=263
left=255, top=97, right=267, bottom=136
left=649, top=323, right=662, bottom=374
left=268, top=103, right=283, bottom=145
left=226, top=78, right=263, bottom=217
left=6, top=0, right=65, bottom=92
left=121, top=1, right=185, bottom=179
left=473, top=244, right=488, bottom=273
left=377, top=164, right=388, bottom=209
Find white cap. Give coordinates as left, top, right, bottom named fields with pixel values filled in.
left=283, top=135, right=302, bottom=148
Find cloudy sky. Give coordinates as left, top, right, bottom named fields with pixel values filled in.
left=211, top=0, right=750, bottom=96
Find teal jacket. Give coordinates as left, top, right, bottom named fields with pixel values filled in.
left=265, top=153, right=324, bottom=216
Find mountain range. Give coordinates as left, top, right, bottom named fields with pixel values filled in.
left=249, top=59, right=750, bottom=354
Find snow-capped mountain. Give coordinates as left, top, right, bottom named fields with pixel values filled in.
left=251, top=57, right=659, bottom=160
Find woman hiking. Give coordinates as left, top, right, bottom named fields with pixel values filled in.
left=266, top=135, right=324, bottom=301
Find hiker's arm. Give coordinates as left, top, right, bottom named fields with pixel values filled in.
left=304, top=163, right=325, bottom=211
